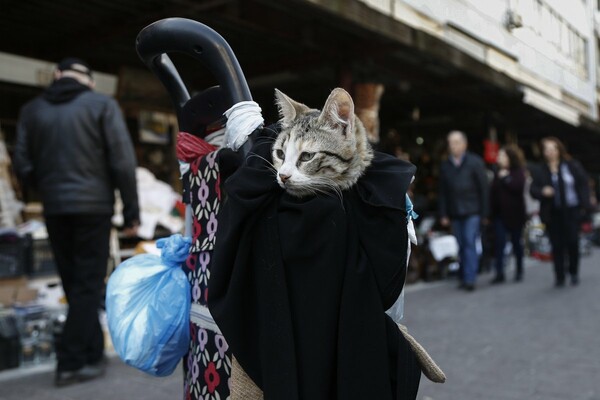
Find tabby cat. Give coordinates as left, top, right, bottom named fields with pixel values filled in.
left=272, top=88, right=373, bottom=198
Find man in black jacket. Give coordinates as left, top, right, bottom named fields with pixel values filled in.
left=438, top=131, right=489, bottom=291
left=14, top=58, right=139, bottom=386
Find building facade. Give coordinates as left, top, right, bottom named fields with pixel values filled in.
left=356, top=0, right=599, bottom=127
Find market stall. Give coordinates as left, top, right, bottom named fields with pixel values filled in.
left=0, top=132, right=184, bottom=373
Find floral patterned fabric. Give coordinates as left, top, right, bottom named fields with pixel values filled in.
left=183, top=149, right=231, bottom=400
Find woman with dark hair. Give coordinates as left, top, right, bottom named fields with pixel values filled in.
left=530, top=137, right=590, bottom=287
left=490, top=144, right=527, bottom=283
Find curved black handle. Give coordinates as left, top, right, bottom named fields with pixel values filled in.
left=136, top=17, right=253, bottom=113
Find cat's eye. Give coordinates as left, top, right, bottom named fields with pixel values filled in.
left=299, top=152, right=315, bottom=162
left=275, top=149, right=285, bottom=160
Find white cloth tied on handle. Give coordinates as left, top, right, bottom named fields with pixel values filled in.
left=224, top=101, right=264, bottom=151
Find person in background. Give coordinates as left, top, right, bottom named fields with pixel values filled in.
left=14, top=58, right=140, bottom=386
left=490, top=144, right=527, bottom=283
left=589, top=178, right=598, bottom=210
left=439, top=131, right=489, bottom=291
left=530, top=137, right=590, bottom=287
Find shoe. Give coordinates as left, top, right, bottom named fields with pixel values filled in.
left=555, top=280, right=565, bottom=288
left=514, top=274, right=523, bottom=282
left=571, top=276, right=579, bottom=286
left=55, top=370, right=79, bottom=387
left=490, top=275, right=505, bottom=284
left=55, top=363, right=106, bottom=387
left=464, top=283, right=476, bottom=292
left=458, top=282, right=467, bottom=290
left=77, top=364, right=106, bottom=380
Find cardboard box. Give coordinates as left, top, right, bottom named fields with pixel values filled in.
left=0, top=286, right=15, bottom=307
left=134, top=241, right=160, bottom=256
left=22, top=202, right=43, bottom=222
left=0, top=277, right=38, bottom=306
left=0, top=277, right=28, bottom=289
left=14, top=287, right=39, bottom=304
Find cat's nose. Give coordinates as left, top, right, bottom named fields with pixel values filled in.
left=279, top=174, right=291, bottom=183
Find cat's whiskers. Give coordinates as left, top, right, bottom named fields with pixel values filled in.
left=304, top=178, right=345, bottom=208
left=247, top=153, right=277, bottom=174
left=255, top=137, right=277, bottom=144
left=262, top=126, right=282, bottom=137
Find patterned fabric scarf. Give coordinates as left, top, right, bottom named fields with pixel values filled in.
left=178, top=129, right=233, bottom=400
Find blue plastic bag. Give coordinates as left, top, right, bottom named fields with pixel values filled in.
left=106, top=234, right=191, bottom=377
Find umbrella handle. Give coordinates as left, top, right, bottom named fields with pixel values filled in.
left=136, top=17, right=253, bottom=118
left=136, top=18, right=257, bottom=238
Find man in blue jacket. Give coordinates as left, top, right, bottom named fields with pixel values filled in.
left=439, top=131, right=489, bottom=291
left=14, top=58, right=139, bottom=386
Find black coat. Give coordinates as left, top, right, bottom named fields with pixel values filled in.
left=490, top=168, right=527, bottom=230
left=208, top=128, right=422, bottom=400
left=530, top=159, right=590, bottom=225
left=14, top=78, right=139, bottom=226
left=438, top=152, right=489, bottom=219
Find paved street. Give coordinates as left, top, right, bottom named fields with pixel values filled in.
left=406, top=248, right=600, bottom=400
left=1, top=249, right=599, bottom=400
left=0, top=358, right=182, bottom=400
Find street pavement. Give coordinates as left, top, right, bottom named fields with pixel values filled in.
left=406, top=248, right=600, bottom=400
left=0, top=358, right=181, bottom=400
left=1, top=249, right=599, bottom=400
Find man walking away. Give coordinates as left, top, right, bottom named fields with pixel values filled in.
left=14, top=58, right=139, bottom=386
left=439, top=131, right=489, bottom=291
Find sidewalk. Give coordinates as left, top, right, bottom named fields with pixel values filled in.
left=407, top=249, right=600, bottom=400
left=1, top=250, right=599, bottom=400
left=0, top=359, right=181, bottom=400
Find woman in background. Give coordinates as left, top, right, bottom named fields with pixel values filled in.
left=530, top=137, right=590, bottom=287
left=490, top=144, right=527, bottom=283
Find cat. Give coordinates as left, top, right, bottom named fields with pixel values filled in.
left=271, top=88, right=373, bottom=198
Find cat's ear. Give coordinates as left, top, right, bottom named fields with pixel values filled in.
left=318, top=88, right=354, bottom=136
left=274, top=89, right=310, bottom=124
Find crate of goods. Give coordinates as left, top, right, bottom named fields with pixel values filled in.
left=0, top=311, right=21, bottom=371
left=14, top=304, right=55, bottom=366
left=28, top=239, right=57, bottom=277
left=0, top=234, right=32, bottom=279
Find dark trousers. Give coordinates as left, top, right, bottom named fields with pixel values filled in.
left=547, top=207, right=580, bottom=283
left=45, top=214, right=111, bottom=371
left=493, top=219, right=524, bottom=278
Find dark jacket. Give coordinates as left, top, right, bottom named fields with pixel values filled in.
left=490, top=168, right=527, bottom=230
left=14, top=78, right=139, bottom=227
left=438, top=151, right=489, bottom=219
left=530, top=159, right=590, bottom=225
left=209, top=128, right=421, bottom=400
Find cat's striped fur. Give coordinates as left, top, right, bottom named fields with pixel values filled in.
left=272, top=88, right=373, bottom=198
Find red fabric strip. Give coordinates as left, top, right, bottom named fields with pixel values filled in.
left=176, top=131, right=218, bottom=163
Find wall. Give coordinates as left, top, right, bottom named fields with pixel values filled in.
left=0, top=52, right=117, bottom=97
left=358, top=0, right=598, bottom=123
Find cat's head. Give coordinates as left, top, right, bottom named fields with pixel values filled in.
left=271, top=88, right=373, bottom=198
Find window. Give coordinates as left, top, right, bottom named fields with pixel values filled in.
left=596, top=38, right=600, bottom=83
left=560, top=20, right=570, bottom=54
left=518, top=0, right=589, bottom=71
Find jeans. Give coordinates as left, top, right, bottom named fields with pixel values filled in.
left=493, top=219, right=524, bottom=278
left=46, top=214, right=111, bottom=371
left=452, top=215, right=481, bottom=284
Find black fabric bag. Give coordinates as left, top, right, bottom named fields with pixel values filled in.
left=209, top=126, right=421, bottom=400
